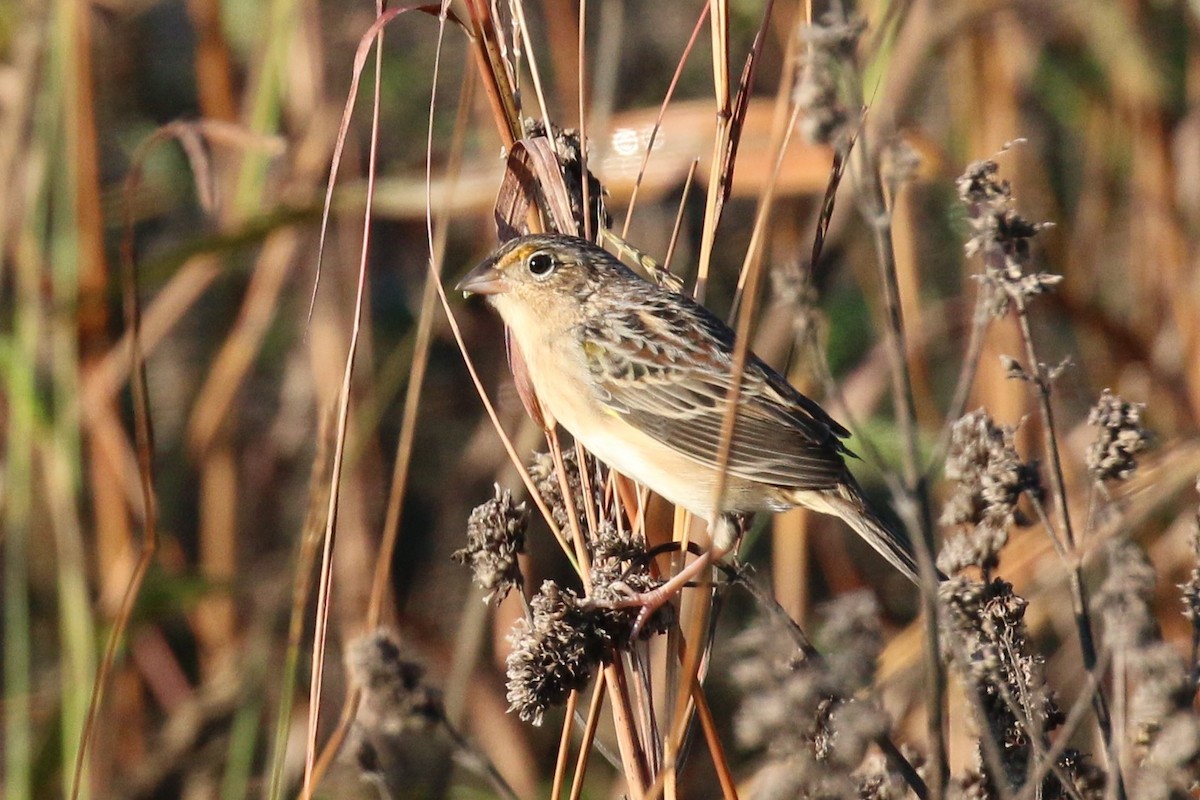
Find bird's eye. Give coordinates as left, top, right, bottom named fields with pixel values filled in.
left=527, top=251, right=556, bottom=278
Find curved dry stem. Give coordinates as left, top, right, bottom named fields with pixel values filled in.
left=71, top=119, right=273, bottom=800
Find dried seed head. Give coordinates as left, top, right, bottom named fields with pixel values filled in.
left=348, top=629, right=442, bottom=736
left=940, top=578, right=1064, bottom=789
left=939, top=410, right=1041, bottom=572
left=1129, top=643, right=1193, bottom=750
left=855, top=750, right=916, bottom=800
left=1085, top=390, right=1150, bottom=482
left=453, top=483, right=528, bottom=604
left=1180, top=477, right=1200, bottom=634
left=793, top=13, right=866, bottom=146
left=816, top=591, right=883, bottom=694
left=1092, top=538, right=1157, bottom=651
left=731, top=593, right=889, bottom=796
left=520, top=119, right=609, bottom=238
left=505, top=581, right=613, bottom=726
left=589, top=520, right=646, bottom=565
left=528, top=448, right=585, bottom=530
left=957, top=157, right=1059, bottom=317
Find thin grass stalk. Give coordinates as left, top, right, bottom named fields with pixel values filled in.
left=298, top=8, right=454, bottom=788
left=574, top=439, right=600, bottom=536
left=568, top=672, right=608, bottom=800
left=931, top=291, right=991, bottom=467
left=367, top=43, right=476, bottom=632
left=577, top=0, right=591, bottom=241
left=265, top=412, right=334, bottom=800
left=619, top=4, right=710, bottom=238
left=693, top=0, right=731, bottom=303
left=439, top=716, right=521, bottom=800
left=3, top=150, right=42, bottom=800
left=624, top=647, right=661, bottom=776
left=606, top=661, right=650, bottom=799
left=72, top=0, right=135, bottom=766
left=44, top=0, right=101, bottom=791
left=661, top=8, right=778, bottom=778
left=663, top=159, right=700, bottom=273
left=691, top=683, right=738, bottom=800
left=411, top=7, right=588, bottom=571
left=510, top=0, right=554, bottom=143
left=300, top=9, right=388, bottom=796
left=548, top=428, right=594, bottom=580
left=552, top=690, right=580, bottom=799
left=311, top=63, right=476, bottom=778
left=661, top=574, right=712, bottom=799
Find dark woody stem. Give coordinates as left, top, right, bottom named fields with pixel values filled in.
left=1011, top=296, right=1125, bottom=800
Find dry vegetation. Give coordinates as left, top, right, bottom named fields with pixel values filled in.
left=2, top=1, right=1199, bottom=799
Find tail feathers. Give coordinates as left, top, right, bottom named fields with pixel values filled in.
left=795, top=484, right=944, bottom=585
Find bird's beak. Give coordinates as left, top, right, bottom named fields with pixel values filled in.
left=455, top=260, right=509, bottom=297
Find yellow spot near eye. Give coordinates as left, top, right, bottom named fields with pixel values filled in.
left=501, top=243, right=537, bottom=270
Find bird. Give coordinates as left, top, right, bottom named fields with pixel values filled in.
left=456, top=232, right=926, bottom=614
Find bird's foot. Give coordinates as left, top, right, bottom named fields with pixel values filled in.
left=590, top=548, right=720, bottom=640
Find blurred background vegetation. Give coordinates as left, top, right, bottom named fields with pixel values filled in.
left=1, top=0, right=1198, bottom=797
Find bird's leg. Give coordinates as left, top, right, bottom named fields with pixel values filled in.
left=613, top=515, right=740, bottom=639
left=611, top=547, right=720, bottom=638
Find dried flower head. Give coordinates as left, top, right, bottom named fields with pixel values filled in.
left=348, top=629, right=442, bottom=736
left=528, top=448, right=585, bottom=530
left=1085, top=390, right=1150, bottom=482
left=589, top=520, right=646, bottom=565
left=941, top=578, right=1066, bottom=792
left=521, top=119, right=609, bottom=238
left=855, top=750, right=916, bottom=800
left=1180, top=478, right=1200, bottom=640
left=1092, top=538, right=1158, bottom=651
left=732, top=593, right=889, bottom=796
left=957, top=157, right=1060, bottom=317
left=794, top=12, right=866, bottom=146
left=1129, top=643, right=1192, bottom=748
left=939, top=410, right=1041, bottom=573
left=453, top=483, right=528, bottom=604
left=505, top=580, right=617, bottom=726
left=1128, top=640, right=1200, bottom=799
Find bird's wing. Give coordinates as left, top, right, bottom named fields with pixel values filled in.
left=580, top=295, right=851, bottom=490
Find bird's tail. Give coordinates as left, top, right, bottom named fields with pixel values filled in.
left=794, top=481, right=937, bottom=585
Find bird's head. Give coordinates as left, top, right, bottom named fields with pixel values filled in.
left=456, top=234, right=621, bottom=325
